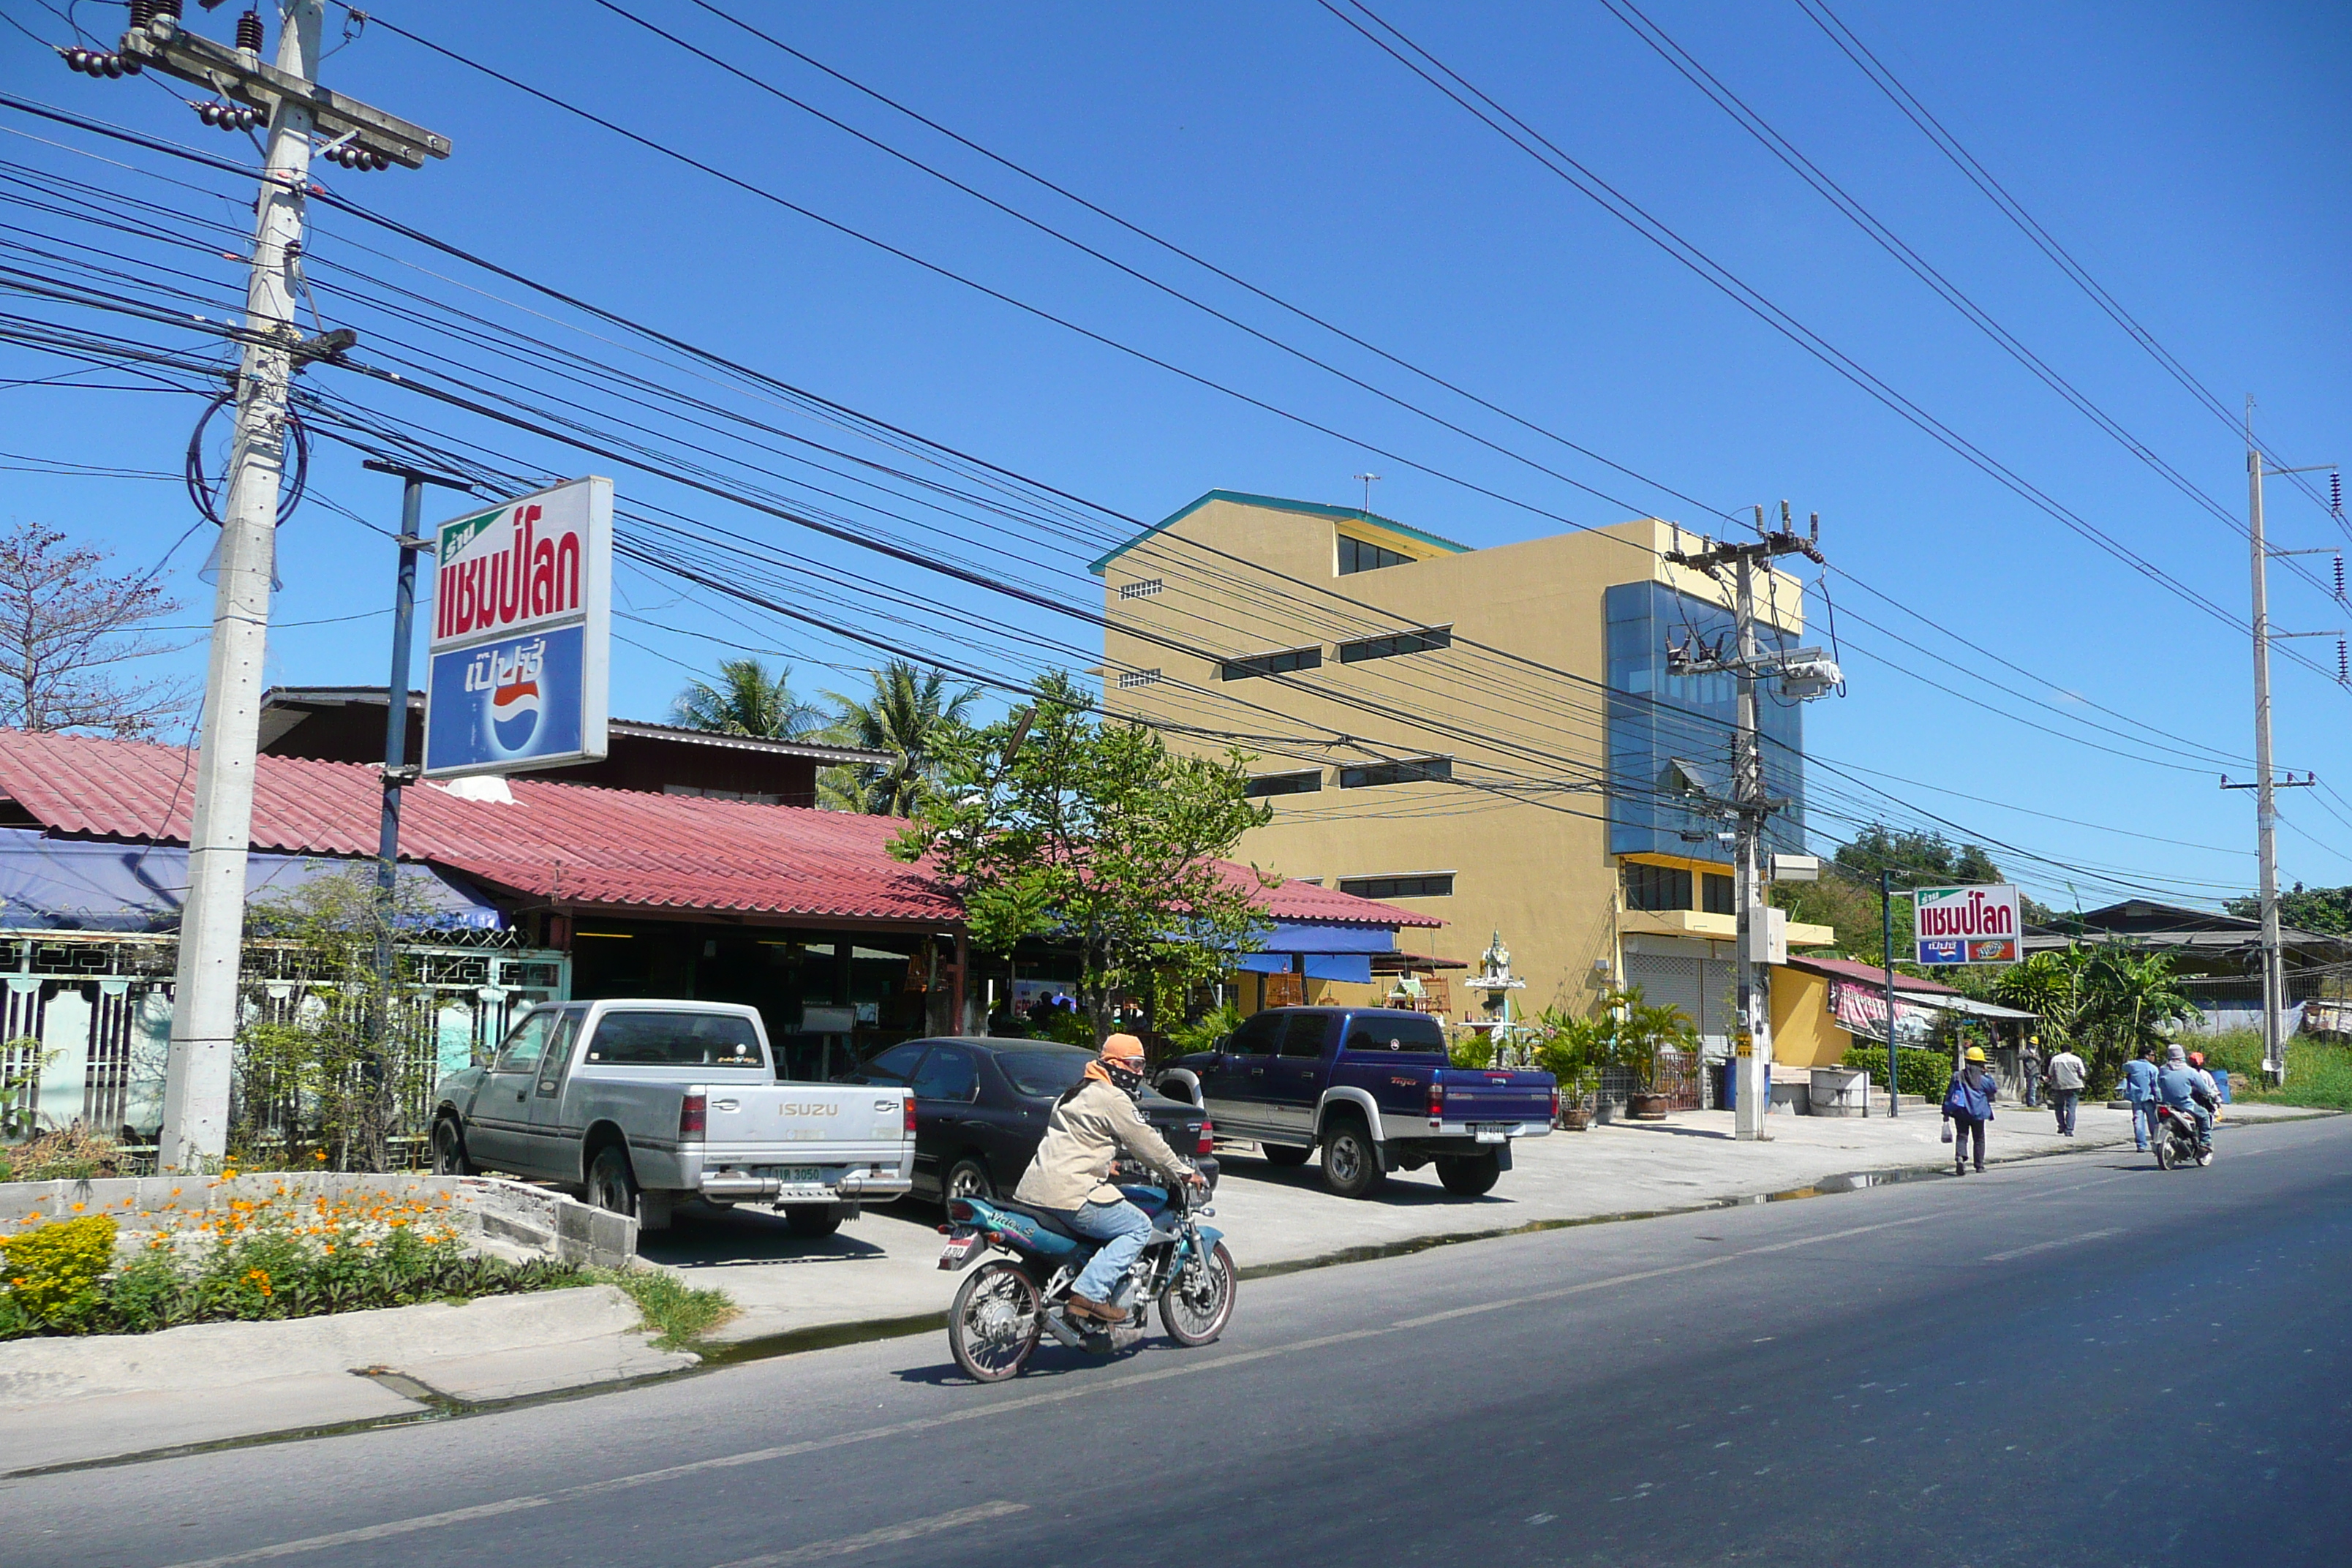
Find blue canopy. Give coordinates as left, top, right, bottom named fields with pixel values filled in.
left=0, top=828, right=503, bottom=932
left=1234, top=918, right=1398, bottom=985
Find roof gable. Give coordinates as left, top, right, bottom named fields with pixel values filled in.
left=1088, top=490, right=1469, bottom=576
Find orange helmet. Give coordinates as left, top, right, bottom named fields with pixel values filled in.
left=2187, top=1051, right=2206, bottom=1068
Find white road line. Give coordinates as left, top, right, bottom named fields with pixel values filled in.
left=1985, top=1228, right=2122, bottom=1263
left=709, top=1501, right=1028, bottom=1568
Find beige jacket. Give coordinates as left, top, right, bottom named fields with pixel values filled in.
left=1013, top=1076, right=1195, bottom=1210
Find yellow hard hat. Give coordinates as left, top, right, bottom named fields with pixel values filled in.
left=1964, top=1046, right=1986, bottom=1063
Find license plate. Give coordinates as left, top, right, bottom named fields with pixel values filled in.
left=938, top=1233, right=982, bottom=1270
left=759, top=1166, right=823, bottom=1183
left=1474, top=1126, right=1507, bottom=1145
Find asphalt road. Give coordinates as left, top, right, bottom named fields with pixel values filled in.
left=13, top=1113, right=2352, bottom=1568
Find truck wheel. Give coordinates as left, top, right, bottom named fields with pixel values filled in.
left=430, top=1116, right=473, bottom=1177
left=943, top=1156, right=995, bottom=1204
left=1321, top=1115, right=1384, bottom=1199
left=1436, top=1152, right=1502, bottom=1196
left=784, top=1205, right=844, bottom=1238
left=1261, top=1143, right=1311, bottom=1168
left=587, top=1145, right=638, bottom=1217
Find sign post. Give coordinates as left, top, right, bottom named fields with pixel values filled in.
left=423, top=478, right=612, bottom=780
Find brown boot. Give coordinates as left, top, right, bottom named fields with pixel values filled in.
left=1067, top=1292, right=1128, bottom=1324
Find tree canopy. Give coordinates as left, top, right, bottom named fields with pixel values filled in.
left=0, top=521, right=189, bottom=736
left=891, top=671, right=1272, bottom=1035
left=670, top=657, right=825, bottom=741
left=821, top=659, right=980, bottom=816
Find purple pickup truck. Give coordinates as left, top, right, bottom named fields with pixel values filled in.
left=1160, top=1006, right=1555, bottom=1198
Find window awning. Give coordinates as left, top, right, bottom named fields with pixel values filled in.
left=1232, top=918, right=1400, bottom=986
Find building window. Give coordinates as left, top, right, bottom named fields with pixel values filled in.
left=1703, top=872, right=1735, bottom=915
left=1116, top=668, right=1161, bottom=689
left=1245, top=770, right=1322, bottom=798
left=1220, top=646, right=1322, bottom=682
left=1339, top=872, right=1455, bottom=900
left=1338, top=535, right=1411, bottom=575
left=1117, top=578, right=1164, bottom=600
left=1623, top=862, right=1693, bottom=912
left=1338, top=755, right=1452, bottom=789
left=1338, top=626, right=1452, bottom=663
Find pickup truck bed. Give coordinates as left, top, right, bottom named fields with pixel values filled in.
left=432, top=998, right=915, bottom=1235
left=1164, top=1006, right=1553, bottom=1199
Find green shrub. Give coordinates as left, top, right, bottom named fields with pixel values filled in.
left=0, top=1125, right=124, bottom=1183
left=1, top=1213, right=116, bottom=1326
left=2202, top=1030, right=2352, bottom=1112
left=1842, top=1045, right=1948, bottom=1101
left=599, top=1267, right=736, bottom=1348
left=1448, top=1030, right=1496, bottom=1068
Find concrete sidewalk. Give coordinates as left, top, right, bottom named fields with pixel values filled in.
left=0, top=1284, right=691, bottom=1474
left=659, top=1096, right=2315, bottom=1344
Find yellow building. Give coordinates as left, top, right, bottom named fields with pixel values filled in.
left=1095, top=491, right=1833, bottom=1037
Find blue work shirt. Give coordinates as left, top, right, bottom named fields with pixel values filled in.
left=2155, top=1064, right=2203, bottom=1111
left=2122, top=1058, right=2161, bottom=1104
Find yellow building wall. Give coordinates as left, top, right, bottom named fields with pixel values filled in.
left=1767, top=966, right=1856, bottom=1068
left=1101, top=494, right=1814, bottom=1017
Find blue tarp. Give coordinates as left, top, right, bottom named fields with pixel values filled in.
left=0, top=828, right=503, bottom=932
left=1232, top=918, right=1395, bottom=985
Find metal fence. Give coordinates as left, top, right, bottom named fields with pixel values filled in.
left=1, top=929, right=567, bottom=1156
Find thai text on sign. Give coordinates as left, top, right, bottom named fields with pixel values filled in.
left=1912, top=883, right=2021, bottom=966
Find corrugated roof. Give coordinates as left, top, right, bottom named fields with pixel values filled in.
left=1784, top=955, right=1960, bottom=995
left=0, top=731, right=1437, bottom=930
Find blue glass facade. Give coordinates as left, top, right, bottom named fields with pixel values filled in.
left=1605, top=580, right=1806, bottom=859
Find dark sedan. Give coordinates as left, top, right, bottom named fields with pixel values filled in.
left=850, top=1036, right=1218, bottom=1205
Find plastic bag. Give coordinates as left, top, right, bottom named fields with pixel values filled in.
left=1940, top=1117, right=1954, bottom=1145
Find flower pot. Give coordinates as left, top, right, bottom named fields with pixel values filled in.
left=1627, top=1092, right=1672, bottom=1121
left=1557, top=1105, right=1593, bottom=1132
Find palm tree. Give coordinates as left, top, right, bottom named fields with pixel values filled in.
left=821, top=660, right=981, bottom=815
left=2077, top=946, right=2200, bottom=1089
left=1993, top=946, right=2086, bottom=1046
left=671, top=657, right=824, bottom=741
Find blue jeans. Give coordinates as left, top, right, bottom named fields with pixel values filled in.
left=1057, top=1198, right=1153, bottom=1301
left=2129, top=1098, right=2155, bottom=1148
left=2053, top=1088, right=2080, bottom=1135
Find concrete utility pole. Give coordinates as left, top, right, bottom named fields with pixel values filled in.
left=115, top=2, right=448, bottom=1169
left=2227, top=407, right=2338, bottom=1090
left=1667, top=506, right=1838, bottom=1142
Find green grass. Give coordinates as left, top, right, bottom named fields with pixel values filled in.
left=2197, top=1029, right=2352, bottom=1111
left=594, top=1267, right=738, bottom=1350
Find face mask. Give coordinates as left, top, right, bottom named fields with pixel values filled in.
left=1104, top=1058, right=1145, bottom=1096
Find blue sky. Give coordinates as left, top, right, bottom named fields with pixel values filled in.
left=3, top=1, right=2349, bottom=911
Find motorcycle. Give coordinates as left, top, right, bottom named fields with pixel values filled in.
left=936, top=1166, right=1237, bottom=1383
left=2152, top=1102, right=2214, bottom=1169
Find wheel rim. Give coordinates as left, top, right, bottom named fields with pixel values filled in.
left=592, top=1164, right=630, bottom=1213
left=1166, top=1246, right=1234, bottom=1340
left=1328, top=1134, right=1363, bottom=1184
left=947, top=1164, right=990, bottom=1201
left=955, top=1266, right=1039, bottom=1380
left=433, top=1122, right=460, bottom=1173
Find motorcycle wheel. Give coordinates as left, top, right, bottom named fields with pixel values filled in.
left=1159, top=1240, right=1237, bottom=1346
left=949, top=1261, right=1041, bottom=1384
left=2154, top=1136, right=2173, bottom=1170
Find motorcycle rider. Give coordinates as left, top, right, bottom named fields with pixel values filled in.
left=2156, top=1043, right=2215, bottom=1156
left=1013, top=1032, right=1205, bottom=1325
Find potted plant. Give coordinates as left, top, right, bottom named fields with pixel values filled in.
left=1531, top=1007, right=1605, bottom=1129
left=1610, top=987, right=1698, bottom=1121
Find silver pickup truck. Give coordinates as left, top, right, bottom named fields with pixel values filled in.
left=430, top=998, right=914, bottom=1236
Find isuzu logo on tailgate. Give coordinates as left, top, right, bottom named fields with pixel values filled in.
left=780, top=1103, right=840, bottom=1116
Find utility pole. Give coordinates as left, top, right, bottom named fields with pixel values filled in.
left=2225, top=407, right=2337, bottom=1090
left=1667, top=505, right=1839, bottom=1142
left=89, top=2, right=450, bottom=1170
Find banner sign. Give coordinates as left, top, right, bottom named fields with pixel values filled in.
left=423, top=477, right=611, bottom=778
left=1912, top=883, right=2021, bottom=966
left=1828, top=982, right=1939, bottom=1047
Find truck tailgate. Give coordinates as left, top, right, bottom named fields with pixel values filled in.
left=1437, top=1071, right=1553, bottom=1126
left=705, top=1085, right=908, bottom=1156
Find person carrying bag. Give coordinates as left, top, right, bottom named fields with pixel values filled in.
left=1941, top=1045, right=1998, bottom=1175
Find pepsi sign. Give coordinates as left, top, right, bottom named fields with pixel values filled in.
left=423, top=478, right=611, bottom=778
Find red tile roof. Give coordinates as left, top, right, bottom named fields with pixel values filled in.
left=0, top=731, right=1437, bottom=930
left=1785, top=954, right=1960, bottom=994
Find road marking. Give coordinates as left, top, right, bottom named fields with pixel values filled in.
left=709, top=1501, right=1028, bottom=1568
left=1986, top=1228, right=2122, bottom=1262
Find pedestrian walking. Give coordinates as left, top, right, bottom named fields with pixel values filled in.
left=2121, top=1044, right=2161, bottom=1151
left=2019, top=1036, right=2044, bottom=1109
left=1942, top=1044, right=1998, bottom=1175
left=2046, top=1042, right=2087, bottom=1136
